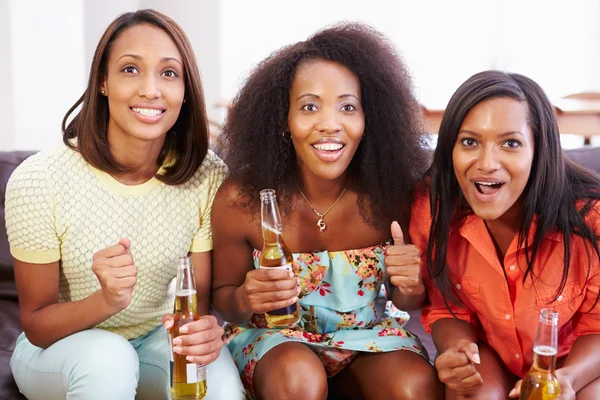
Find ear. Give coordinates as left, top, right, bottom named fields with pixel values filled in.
left=99, top=76, right=107, bottom=96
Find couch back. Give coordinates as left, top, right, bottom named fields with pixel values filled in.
left=0, top=151, right=35, bottom=300
left=1, top=147, right=600, bottom=300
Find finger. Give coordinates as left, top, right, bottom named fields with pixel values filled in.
left=178, top=315, right=218, bottom=334
left=391, top=221, right=405, bottom=245
left=93, top=242, right=130, bottom=260
left=173, top=325, right=223, bottom=347
left=385, top=245, right=420, bottom=257
left=114, top=276, right=136, bottom=289
left=255, top=268, right=295, bottom=281
left=508, top=380, right=522, bottom=398
left=255, top=297, right=298, bottom=314
left=111, top=265, right=138, bottom=279
left=246, top=278, right=299, bottom=295
left=253, top=288, right=299, bottom=303
left=436, top=351, right=472, bottom=370
left=390, top=276, right=422, bottom=290
left=174, top=338, right=223, bottom=358
left=456, top=340, right=480, bottom=364
left=447, top=363, right=479, bottom=382
left=162, top=314, right=174, bottom=330
left=105, top=254, right=135, bottom=268
left=385, top=262, right=421, bottom=276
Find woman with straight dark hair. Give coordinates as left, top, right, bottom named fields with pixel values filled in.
left=411, top=70, right=600, bottom=399
left=6, top=9, right=244, bottom=400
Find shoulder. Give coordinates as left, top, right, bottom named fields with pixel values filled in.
left=187, top=150, right=228, bottom=184
left=7, top=145, right=82, bottom=188
left=580, top=199, right=600, bottom=233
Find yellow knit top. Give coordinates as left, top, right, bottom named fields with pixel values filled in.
left=5, top=145, right=227, bottom=339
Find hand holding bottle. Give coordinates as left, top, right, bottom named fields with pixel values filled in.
left=238, top=269, right=300, bottom=315
left=385, top=221, right=425, bottom=296
left=434, top=339, right=483, bottom=396
left=92, top=238, right=137, bottom=312
left=509, top=371, right=575, bottom=399
left=163, top=314, right=224, bottom=365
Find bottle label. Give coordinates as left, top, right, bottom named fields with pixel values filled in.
left=259, top=262, right=292, bottom=271
left=187, top=363, right=199, bottom=384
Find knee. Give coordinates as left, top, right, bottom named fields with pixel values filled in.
left=388, top=359, right=443, bottom=400
left=255, top=345, right=328, bottom=400
left=76, top=330, right=139, bottom=386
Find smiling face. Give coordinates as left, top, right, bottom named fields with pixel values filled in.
left=452, top=97, right=535, bottom=223
left=101, top=23, right=185, bottom=145
left=288, top=59, right=365, bottom=181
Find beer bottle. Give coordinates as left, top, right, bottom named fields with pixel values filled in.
left=169, top=256, right=207, bottom=400
left=519, top=308, right=561, bottom=400
left=259, top=189, right=299, bottom=327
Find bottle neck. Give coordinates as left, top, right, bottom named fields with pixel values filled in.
left=176, top=256, right=196, bottom=294
left=260, top=190, right=284, bottom=244
left=533, top=309, right=559, bottom=371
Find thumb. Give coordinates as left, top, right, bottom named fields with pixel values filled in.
left=391, top=221, right=405, bottom=245
left=162, top=314, right=174, bottom=330
left=509, top=380, right=522, bottom=398
left=118, top=238, right=131, bottom=252
left=457, top=340, right=480, bottom=364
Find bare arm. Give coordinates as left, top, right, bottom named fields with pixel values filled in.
left=14, top=259, right=119, bottom=349
left=559, top=334, right=600, bottom=392
left=190, top=251, right=212, bottom=316
left=211, top=182, right=256, bottom=324
left=391, top=286, right=426, bottom=311
left=432, top=317, right=478, bottom=354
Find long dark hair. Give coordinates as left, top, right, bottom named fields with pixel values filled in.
left=427, top=70, right=600, bottom=306
left=62, top=9, right=209, bottom=185
left=217, top=23, right=429, bottom=228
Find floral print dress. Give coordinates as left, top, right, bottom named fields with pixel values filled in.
left=224, top=244, right=426, bottom=395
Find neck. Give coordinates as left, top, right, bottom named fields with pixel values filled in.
left=484, top=200, right=524, bottom=258
left=297, top=171, right=351, bottom=209
left=107, top=129, right=166, bottom=185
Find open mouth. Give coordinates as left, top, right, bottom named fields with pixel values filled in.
left=474, top=181, right=504, bottom=195
left=131, top=107, right=165, bottom=117
left=312, top=143, right=345, bottom=152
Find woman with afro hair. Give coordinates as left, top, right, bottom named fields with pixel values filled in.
left=211, top=23, right=442, bottom=399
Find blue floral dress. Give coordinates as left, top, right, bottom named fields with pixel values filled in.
left=224, top=244, right=426, bottom=395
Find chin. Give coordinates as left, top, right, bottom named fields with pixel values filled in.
left=471, top=207, right=505, bottom=222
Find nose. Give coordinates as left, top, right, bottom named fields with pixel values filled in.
left=138, top=74, right=161, bottom=99
left=477, top=145, right=500, bottom=172
left=315, top=106, right=341, bottom=134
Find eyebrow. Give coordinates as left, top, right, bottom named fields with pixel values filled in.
left=116, top=54, right=183, bottom=66
left=458, top=129, right=524, bottom=138
left=296, top=93, right=360, bottom=101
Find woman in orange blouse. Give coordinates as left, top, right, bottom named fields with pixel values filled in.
left=411, top=70, right=600, bottom=399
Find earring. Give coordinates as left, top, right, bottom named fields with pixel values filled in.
left=100, top=89, right=105, bottom=95
left=183, top=98, right=187, bottom=103
left=282, top=130, right=290, bottom=140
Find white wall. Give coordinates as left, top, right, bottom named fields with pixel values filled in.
left=0, top=0, right=15, bottom=150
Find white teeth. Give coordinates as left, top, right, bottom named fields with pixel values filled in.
left=313, top=143, right=343, bottom=151
left=476, top=181, right=501, bottom=186
left=132, top=108, right=162, bottom=117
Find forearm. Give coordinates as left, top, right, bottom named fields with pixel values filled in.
left=22, top=290, right=118, bottom=348
left=432, top=317, right=478, bottom=354
left=559, top=334, right=600, bottom=392
left=212, top=285, right=254, bottom=325
left=391, top=285, right=426, bottom=311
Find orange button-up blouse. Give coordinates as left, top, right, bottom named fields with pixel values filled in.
left=410, top=188, right=600, bottom=378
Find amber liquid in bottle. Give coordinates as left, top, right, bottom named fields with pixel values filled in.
left=520, top=309, right=561, bottom=400
left=170, top=258, right=207, bottom=400
left=259, top=189, right=299, bottom=327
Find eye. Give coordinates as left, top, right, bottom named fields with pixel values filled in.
left=301, top=103, right=318, bottom=112
left=341, top=104, right=356, bottom=112
left=460, top=137, right=477, bottom=147
left=502, top=139, right=522, bottom=148
left=162, top=69, right=178, bottom=78
left=122, top=66, right=138, bottom=74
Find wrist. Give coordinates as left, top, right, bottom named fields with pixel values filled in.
left=91, top=290, right=121, bottom=319
left=235, top=285, right=250, bottom=314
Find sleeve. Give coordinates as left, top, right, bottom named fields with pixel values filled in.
left=5, top=158, right=61, bottom=264
left=572, top=204, right=600, bottom=337
left=190, top=152, right=229, bottom=253
left=409, top=185, right=474, bottom=334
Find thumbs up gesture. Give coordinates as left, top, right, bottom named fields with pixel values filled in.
left=384, top=221, right=425, bottom=296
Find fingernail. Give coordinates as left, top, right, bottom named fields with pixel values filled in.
left=288, top=271, right=294, bottom=278
left=297, top=286, right=301, bottom=294
left=179, top=326, right=188, bottom=333
left=509, top=389, right=516, bottom=396
left=172, top=338, right=182, bottom=346
left=186, top=356, right=194, bottom=362
left=173, top=346, right=182, bottom=354
left=472, top=353, right=481, bottom=364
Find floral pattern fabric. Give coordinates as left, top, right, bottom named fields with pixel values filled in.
left=224, top=244, right=426, bottom=395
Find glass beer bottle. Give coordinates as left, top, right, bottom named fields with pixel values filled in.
left=259, top=189, right=299, bottom=327
left=519, top=308, right=561, bottom=400
left=170, top=256, right=207, bottom=400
